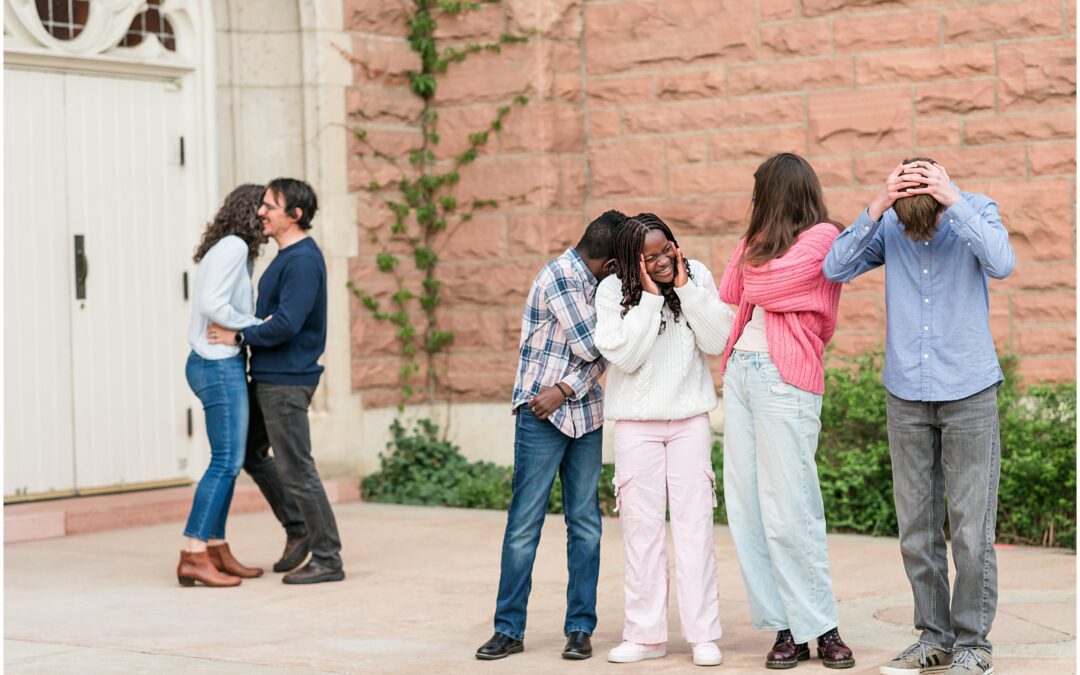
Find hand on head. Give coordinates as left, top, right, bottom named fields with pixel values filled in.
left=870, top=161, right=960, bottom=221
left=673, top=247, right=688, bottom=288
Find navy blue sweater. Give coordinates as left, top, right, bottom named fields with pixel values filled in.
left=241, top=237, right=327, bottom=386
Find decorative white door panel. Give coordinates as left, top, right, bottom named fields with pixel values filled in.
left=65, top=73, right=192, bottom=491
left=4, top=68, right=195, bottom=499
left=3, top=69, right=77, bottom=497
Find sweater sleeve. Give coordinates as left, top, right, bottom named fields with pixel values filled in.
left=718, top=240, right=745, bottom=306
left=743, top=224, right=837, bottom=313
left=196, top=238, right=260, bottom=330
left=594, top=277, right=663, bottom=374
left=241, top=254, right=321, bottom=347
left=673, top=262, right=735, bottom=355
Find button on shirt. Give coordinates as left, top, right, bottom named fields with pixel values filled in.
left=512, top=248, right=606, bottom=438
left=822, top=191, right=1014, bottom=402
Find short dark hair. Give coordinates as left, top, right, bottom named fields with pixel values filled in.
left=267, top=177, right=319, bottom=230
left=576, top=209, right=627, bottom=259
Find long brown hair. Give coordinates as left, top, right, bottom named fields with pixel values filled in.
left=612, top=213, right=693, bottom=326
left=893, top=156, right=945, bottom=242
left=193, top=184, right=267, bottom=263
left=741, top=153, right=838, bottom=267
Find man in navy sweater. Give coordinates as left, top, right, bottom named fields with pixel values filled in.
left=209, top=177, right=343, bottom=584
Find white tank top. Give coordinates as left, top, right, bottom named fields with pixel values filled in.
left=734, top=305, right=769, bottom=353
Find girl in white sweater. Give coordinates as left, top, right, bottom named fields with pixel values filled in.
left=595, top=213, right=734, bottom=667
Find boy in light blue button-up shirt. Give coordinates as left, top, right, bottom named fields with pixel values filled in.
left=823, top=159, right=1013, bottom=675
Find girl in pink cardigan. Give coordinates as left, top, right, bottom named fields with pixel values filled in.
left=717, top=153, right=855, bottom=670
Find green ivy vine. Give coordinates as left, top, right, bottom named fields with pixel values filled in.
left=347, top=1, right=530, bottom=408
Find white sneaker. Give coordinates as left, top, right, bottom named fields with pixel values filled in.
left=607, top=641, right=667, bottom=663
left=692, top=641, right=723, bottom=666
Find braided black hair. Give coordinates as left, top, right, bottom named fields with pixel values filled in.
left=612, top=213, right=693, bottom=330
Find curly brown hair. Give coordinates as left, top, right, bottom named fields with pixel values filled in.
left=612, top=213, right=693, bottom=330
left=193, top=184, right=267, bottom=263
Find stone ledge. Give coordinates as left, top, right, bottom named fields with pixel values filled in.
left=4, top=479, right=362, bottom=545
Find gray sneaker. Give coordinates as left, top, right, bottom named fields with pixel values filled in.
left=879, top=642, right=952, bottom=674
left=941, top=648, right=993, bottom=675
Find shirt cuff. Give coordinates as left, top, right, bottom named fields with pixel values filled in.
left=941, top=198, right=978, bottom=234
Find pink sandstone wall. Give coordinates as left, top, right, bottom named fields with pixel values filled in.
left=346, top=0, right=1076, bottom=407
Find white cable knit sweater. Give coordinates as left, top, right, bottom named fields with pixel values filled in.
left=595, top=259, right=735, bottom=421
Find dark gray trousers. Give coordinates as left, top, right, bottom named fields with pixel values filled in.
left=885, top=384, right=1000, bottom=651
left=245, top=381, right=342, bottom=567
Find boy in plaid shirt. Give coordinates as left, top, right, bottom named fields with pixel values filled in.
left=476, top=210, right=626, bottom=662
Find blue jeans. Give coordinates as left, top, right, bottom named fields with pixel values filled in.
left=183, top=352, right=248, bottom=541
left=723, top=351, right=839, bottom=644
left=493, top=407, right=603, bottom=641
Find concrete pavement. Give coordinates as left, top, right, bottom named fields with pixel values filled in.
left=5, top=502, right=1076, bottom=673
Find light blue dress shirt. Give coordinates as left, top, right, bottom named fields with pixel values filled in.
left=822, top=191, right=1015, bottom=402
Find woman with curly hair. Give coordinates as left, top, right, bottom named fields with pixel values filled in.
left=718, top=152, right=854, bottom=669
left=177, top=184, right=268, bottom=587
left=595, top=213, right=734, bottom=667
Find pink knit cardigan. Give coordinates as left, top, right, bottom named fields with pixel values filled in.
left=718, top=222, right=843, bottom=395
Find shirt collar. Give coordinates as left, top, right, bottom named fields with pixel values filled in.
left=565, top=248, right=597, bottom=286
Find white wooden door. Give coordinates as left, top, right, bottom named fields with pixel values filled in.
left=4, top=69, right=195, bottom=498
left=3, top=69, right=77, bottom=497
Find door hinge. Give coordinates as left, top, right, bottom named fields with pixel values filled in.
left=179, top=136, right=185, bottom=166
left=182, top=271, right=189, bottom=301
left=186, top=407, right=193, bottom=437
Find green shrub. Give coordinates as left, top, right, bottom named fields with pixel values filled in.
left=361, top=354, right=1076, bottom=549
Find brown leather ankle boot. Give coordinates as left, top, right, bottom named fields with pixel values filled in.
left=177, top=550, right=242, bottom=587
left=208, top=543, right=264, bottom=578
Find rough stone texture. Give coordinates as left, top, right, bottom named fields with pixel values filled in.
left=348, top=0, right=1077, bottom=407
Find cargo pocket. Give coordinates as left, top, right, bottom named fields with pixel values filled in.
left=703, top=467, right=718, bottom=509
left=612, top=474, right=634, bottom=514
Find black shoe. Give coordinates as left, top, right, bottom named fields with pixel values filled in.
left=476, top=632, right=524, bottom=660
left=766, top=630, right=810, bottom=669
left=273, top=537, right=311, bottom=573
left=281, top=560, right=344, bottom=585
left=562, top=631, right=592, bottom=660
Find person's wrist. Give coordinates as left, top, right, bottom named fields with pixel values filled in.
left=556, top=382, right=571, bottom=399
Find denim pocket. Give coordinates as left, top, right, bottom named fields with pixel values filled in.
left=702, top=467, right=718, bottom=509
left=612, top=473, right=634, bottom=513
left=760, top=362, right=792, bottom=395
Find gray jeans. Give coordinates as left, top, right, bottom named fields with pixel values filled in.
left=248, top=381, right=342, bottom=567
left=886, top=384, right=1000, bottom=651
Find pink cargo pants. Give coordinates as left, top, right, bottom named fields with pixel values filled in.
left=613, top=414, right=723, bottom=644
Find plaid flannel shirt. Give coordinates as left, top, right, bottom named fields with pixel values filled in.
left=511, top=248, right=606, bottom=438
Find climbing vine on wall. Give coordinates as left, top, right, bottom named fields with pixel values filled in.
left=346, top=1, right=530, bottom=409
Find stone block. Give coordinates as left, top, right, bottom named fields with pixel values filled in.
left=623, top=95, right=804, bottom=134
left=434, top=4, right=502, bottom=41
left=668, top=135, right=709, bottom=164
left=351, top=35, right=417, bottom=86
left=810, top=156, right=854, bottom=188
left=588, top=138, right=667, bottom=197
left=1017, top=356, right=1076, bottom=383
left=453, top=155, right=562, bottom=209
left=809, top=88, right=912, bottom=153
left=500, top=103, right=585, bottom=153
left=553, top=43, right=581, bottom=71
left=554, top=73, right=583, bottom=102
left=344, top=0, right=410, bottom=36
left=710, top=126, right=806, bottom=163
left=728, top=57, right=853, bottom=95
left=915, top=118, right=962, bottom=147
left=562, top=156, right=587, bottom=208
left=588, top=110, right=621, bottom=138
left=834, top=10, right=940, bottom=52
left=760, top=19, right=831, bottom=58
left=1029, top=142, right=1076, bottom=176
left=587, top=75, right=654, bottom=105
left=437, top=310, right=506, bottom=352
left=670, top=163, right=755, bottom=197
left=352, top=357, right=408, bottom=389
left=944, top=0, right=1063, bottom=43
left=1012, top=292, right=1076, bottom=324
left=435, top=43, right=553, bottom=105
left=351, top=313, right=401, bottom=358
left=347, top=85, right=424, bottom=124
left=508, top=212, right=582, bottom=256
left=234, top=33, right=303, bottom=87
left=431, top=105, right=501, bottom=160
left=440, top=262, right=537, bottom=308
left=828, top=331, right=885, bottom=357
left=964, top=111, right=1075, bottom=145
left=231, top=0, right=300, bottom=32
left=584, top=0, right=755, bottom=75
left=857, top=46, right=994, bottom=85
left=837, top=293, right=881, bottom=331
left=1016, top=326, right=1075, bottom=355
left=441, top=353, right=518, bottom=400
left=998, top=262, right=1076, bottom=292
left=760, top=0, right=799, bottom=21
left=507, top=0, right=582, bottom=40
left=998, top=40, right=1077, bottom=111
left=656, top=70, right=725, bottom=100
left=915, top=80, right=995, bottom=115
left=853, top=147, right=1028, bottom=184
left=430, top=212, right=507, bottom=260
left=977, top=179, right=1074, bottom=262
